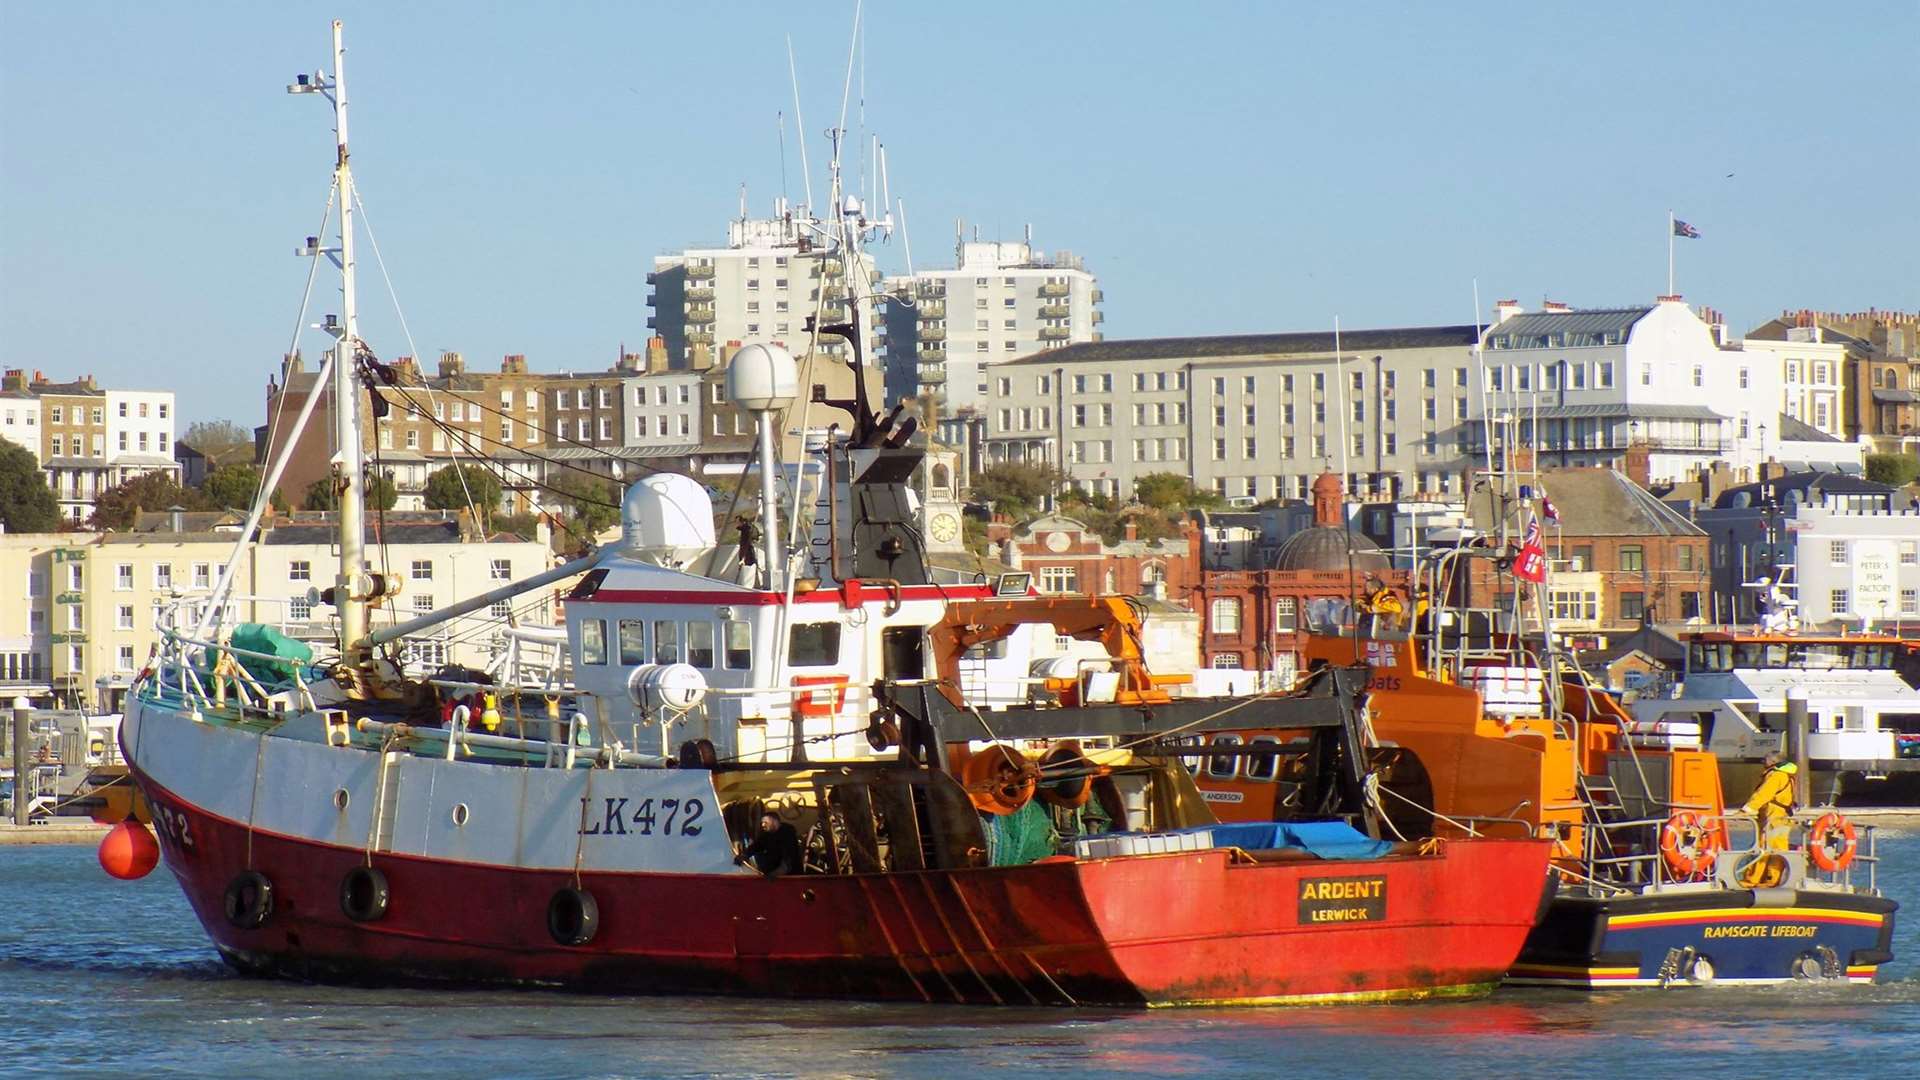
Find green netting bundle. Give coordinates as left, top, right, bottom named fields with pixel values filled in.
left=986, top=799, right=1058, bottom=867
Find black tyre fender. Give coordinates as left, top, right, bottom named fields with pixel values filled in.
left=339, top=865, right=391, bottom=923
left=223, top=871, right=275, bottom=929
left=548, top=886, right=599, bottom=946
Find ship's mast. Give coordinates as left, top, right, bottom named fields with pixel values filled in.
left=322, top=21, right=369, bottom=656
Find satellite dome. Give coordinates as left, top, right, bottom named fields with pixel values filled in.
left=726, top=343, right=798, bottom=412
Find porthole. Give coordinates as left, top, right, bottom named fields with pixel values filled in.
left=451, top=802, right=471, bottom=827
left=332, top=788, right=350, bottom=811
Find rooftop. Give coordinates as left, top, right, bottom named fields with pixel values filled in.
left=1470, top=468, right=1704, bottom=537
left=1002, top=325, right=1480, bottom=367
left=1484, top=307, right=1653, bottom=346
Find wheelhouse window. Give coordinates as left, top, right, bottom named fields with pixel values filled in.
left=653, top=620, right=681, bottom=664
left=686, top=622, right=715, bottom=669
left=1244, top=737, right=1281, bottom=782
left=580, top=618, right=607, bottom=665
left=724, top=619, right=752, bottom=669
left=788, top=623, right=841, bottom=667
left=1206, top=734, right=1242, bottom=779
left=618, top=619, right=646, bottom=666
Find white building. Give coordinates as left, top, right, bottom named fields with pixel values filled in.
left=881, top=229, right=1102, bottom=413
left=0, top=391, right=40, bottom=462
left=103, top=388, right=180, bottom=489
left=1739, top=329, right=1851, bottom=441
left=1789, top=505, right=1920, bottom=629
left=1471, top=298, right=1779, bottom=484
left=646, top=202, right=883, bottom=372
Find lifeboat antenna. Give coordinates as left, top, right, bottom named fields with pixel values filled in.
left=289, top=19, right=371, bottom=659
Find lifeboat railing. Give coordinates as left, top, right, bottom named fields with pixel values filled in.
left=1570, top=810, right=1880, bottom=898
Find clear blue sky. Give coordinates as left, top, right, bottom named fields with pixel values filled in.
left=3, top=1, right=1915, bottom=427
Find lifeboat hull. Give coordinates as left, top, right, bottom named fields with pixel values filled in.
left=1508, top=890, right=1897, bottom=987
left=134, top=767, right=1552, bottom=1006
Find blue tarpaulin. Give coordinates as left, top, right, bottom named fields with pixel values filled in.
left=1201, top=821, right=1394, bottom=860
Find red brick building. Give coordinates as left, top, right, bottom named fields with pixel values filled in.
left=1195, top=474, right=1411, bottom=674
left=987, top=513, right=1203, bottom=598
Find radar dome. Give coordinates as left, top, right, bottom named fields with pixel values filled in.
left=622, top=474, right=717, bottom=557
left=726, top=343, right=799, bottom=412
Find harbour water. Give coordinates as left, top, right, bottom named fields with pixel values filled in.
left=4, top=834, right=1918, bottom=1079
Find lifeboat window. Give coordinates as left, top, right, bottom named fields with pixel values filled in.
left=789, top=623, right=842, bottom=667
left=723, top=619, right=752, bottom=670
left=1206, top=734, right=1242, bottom=779
left=653, top=620, right=681, bottom=665
left=618, top=619, right=647, bottom=666
left=687, top=621, right=715, bottom=669
left=1245, top=737, right=1280, bottom=782
left=579, top=618, right=608, bottom=666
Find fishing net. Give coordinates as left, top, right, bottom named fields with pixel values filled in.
left=985, top=799, right=1058, bottom=867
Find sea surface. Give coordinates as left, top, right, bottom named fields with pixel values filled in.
left=4, top=833, right=1918, bottom=1079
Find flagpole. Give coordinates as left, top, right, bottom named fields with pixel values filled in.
left=1667, top=210, right=1675, bottom=296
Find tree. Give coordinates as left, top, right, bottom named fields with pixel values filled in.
left=423, top=464, right=504, bottom=525
left=201, top=463, right=267, bottom=510
left=0, top=441, right=59, bottom=534
left=181, top=419, right=253, bottom=453
left=1134, top=471, right=1225, bottom=511
left=302, top=472, right=398, bottom=512
left=970, top=462, right=1063, bottom=521
left=545, top=471, right=622, bottom=538
left=89, top=472, right=210, bottom=531
left=1864, top=453, right=1920, bottom=488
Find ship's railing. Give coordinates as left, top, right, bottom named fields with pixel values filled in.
left=1570, top=809, right=1880, bottom=898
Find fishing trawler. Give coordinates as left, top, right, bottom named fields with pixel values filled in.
left=1189, top=470, right=1898, bottom=988
left=101, top=20, right=1555, bottom=1007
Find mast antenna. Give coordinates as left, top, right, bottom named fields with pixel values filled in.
left=786, top=38, right=813, bottom=213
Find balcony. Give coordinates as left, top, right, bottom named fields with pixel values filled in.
left=1039, top=326, right=1071, bottom=341
left=645, top=316, right=657, bottom=330
left=919, top=363, right=949, bottom=385
left=916, top=301, right=946, bottom=320
left=819, top=261, right=843, bottom=278
left=1039, top=282, right=1070, bottom=298
left=687, top=331, right=716, bottom=346
left=920, top=327, right=947, bottom=342
left=919, top=344, right=949, bottom=362
left=685, top=306, right=716, bottom=324
left=916, top=281, right=946, bottom=299
left=822, top=285, right=849, bottom=302
left=685, top=287, right=715, bottom=303
left=1092, top=310, right=1104, bottom=324
left=644, top=272, right=657, bottom=285
left=686, top=264, right=715, bottom=280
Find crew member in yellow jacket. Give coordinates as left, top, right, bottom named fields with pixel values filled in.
left=1739, top=751, right=1799, bottom=887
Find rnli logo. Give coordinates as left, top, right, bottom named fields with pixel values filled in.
left=1298, top=875, right=1388, bottom=924
left=1364, top=641, right=1398, bottom=667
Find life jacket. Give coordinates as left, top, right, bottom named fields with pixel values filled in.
left=1750, top=762, right=1798, bottom=816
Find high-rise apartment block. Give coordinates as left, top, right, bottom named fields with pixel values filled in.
left=646, top=202, right=883, bottom=372
left=881, top=230, right=1102, bottom=412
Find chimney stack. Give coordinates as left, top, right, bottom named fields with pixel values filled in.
left=1493, top=300, right=1523, bottom=324
left=501, top=354, right=528, bottom=375
left=437, top=350, right=465, bottom=378
left=1622, top=441, right=1652, bottom=488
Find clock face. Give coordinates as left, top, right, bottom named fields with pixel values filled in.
left=930, top=513, right=959, bottom=543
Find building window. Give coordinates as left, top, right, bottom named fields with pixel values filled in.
left=411, top=559, right=434, bottom=580
left=1618, top=546, right=1644, bottom=572
left=116, top=563, right=134, bottom=590
left=1901, top=589, right=1918, bottom=616
left=1038, top=566, right=1079, bottom=594
left=153, top=564, right=172, bottom=590
left=1211, top=654, right=1243, bottom=670
left=489, top=600, right=512, bottom=619
left=1274, top=597, right=1297, bottom=631
left=116, top=605, right=134, bottom=630
left=1211, top=597, right=1242, bottom=634
left=1828, top=540, right=1847, bottom=565
left=413, top=593, right=434, bottom=614
left=1830, top=588, right=1850, bottom=615
left=490, top=558, right=512, bottom=581
left=117, top=645, right=135, bottom=672
left=1618, top=592, right=1645, bottom=622
left=1901, top=542, right=1917, bottom=566
left=289, top=597, right=312, bottom=622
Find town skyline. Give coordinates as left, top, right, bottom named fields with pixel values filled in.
left=3, top=2, right=1917, bottom=428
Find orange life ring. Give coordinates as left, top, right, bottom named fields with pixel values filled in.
left=1809, top=811, right=1858, bottom=872
left=791, top=674, right=847, bottom=718
left=1660, top=810, right=1722, bottom=879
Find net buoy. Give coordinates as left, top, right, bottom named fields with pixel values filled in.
left=98, top=820, right=160, bottom=880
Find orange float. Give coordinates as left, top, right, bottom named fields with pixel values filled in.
left=1659, top=811, right=1721, bottom=879
left=98, top=820, right=160, bottom=880
left=1809, top=812, right=1858, bottom=872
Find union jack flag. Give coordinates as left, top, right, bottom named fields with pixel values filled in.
left=1673, top=218, right=1701, bottom=239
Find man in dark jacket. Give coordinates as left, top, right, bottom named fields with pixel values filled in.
left=734, top=811, right=803, bottom=877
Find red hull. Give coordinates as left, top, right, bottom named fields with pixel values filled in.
left=138, top=771, right=1551, bottom=1006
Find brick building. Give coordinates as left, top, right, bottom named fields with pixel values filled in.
left=1194, top=473, right=1410, bottom=676
left=987, top=513, right=1203, bottom=600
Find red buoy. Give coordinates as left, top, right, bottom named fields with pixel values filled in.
left=98, top=820, right=160, bottom=880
